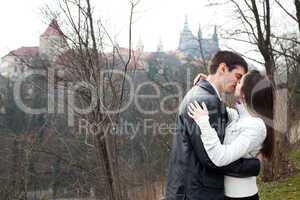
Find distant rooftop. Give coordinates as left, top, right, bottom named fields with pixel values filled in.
left=8, top=46, right=39, bottom=57
left=40, top=19, right=64, bottom=37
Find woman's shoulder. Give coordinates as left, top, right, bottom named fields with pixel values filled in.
left=242, top=116, right=267, bottom=135
left=241, top=116, right=264, bottom=126
left=250, top=116, right=265, bottom=126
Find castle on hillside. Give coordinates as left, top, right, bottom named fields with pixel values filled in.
left=0, top=17, right=218, bottom=79
left=0, top=19, right=147, bottom=79
left=0, top=19, right=67, bottom=79
left=177, top=15, right=219, bottom=59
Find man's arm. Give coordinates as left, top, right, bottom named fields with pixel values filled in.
left=190, top=108, right=266, bottom=167
left=180, top=111, right=260, bottom=177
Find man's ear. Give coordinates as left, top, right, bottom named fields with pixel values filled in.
left=217, top=63, right=227, bottom=74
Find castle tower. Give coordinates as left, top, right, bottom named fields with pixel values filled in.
left=177, top=17, right=219, bottom=59
left=197, top=24, right=202, bottom=40
left=178, top=15, right=195, bottom=51
left=183, top=14, right=189, bottom=32
left=212, top=25, right=219, bottom=47
left=39, top=19, right=67, bottom=61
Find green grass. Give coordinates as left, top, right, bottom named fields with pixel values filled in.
left=259, top=148, right=300, bottom=200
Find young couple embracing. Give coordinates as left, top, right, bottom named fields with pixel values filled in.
left=165, top=51, right=274, bottom=200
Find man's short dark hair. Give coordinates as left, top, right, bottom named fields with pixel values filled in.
left=208, top=50, right=248, bottom=74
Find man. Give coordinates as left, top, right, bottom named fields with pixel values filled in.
left=165, top=51, right=261, bottom=200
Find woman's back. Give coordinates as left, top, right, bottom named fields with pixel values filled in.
left=224, top=107, right=266, bottom=198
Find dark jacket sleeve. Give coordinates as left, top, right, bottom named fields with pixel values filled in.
left=180, top=109, right=261, bottom=178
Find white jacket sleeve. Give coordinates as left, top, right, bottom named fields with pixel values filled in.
left=226, top=107, right=239, bottom=124
left=196, top=116, right=266, bottom=167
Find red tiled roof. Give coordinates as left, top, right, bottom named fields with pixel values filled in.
left=41, top=19, right=64, bottom=37
left=8, top=46, right=39, bottom=57
left=55, top=47, right=147, bottom=70
left=55, top=48, right=100, bottom=65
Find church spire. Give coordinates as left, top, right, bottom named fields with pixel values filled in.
left=198, top=23, right=202, bottom=39
left=183, top=14, right=190, bottom=32
left=212, top=25, right=218, bottom=40
left=212, top=25, right=219, bottom=47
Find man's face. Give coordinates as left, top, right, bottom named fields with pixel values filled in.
left=222, top=65, right=246, bottom=93
left=234, top=74, right=246, bottom=98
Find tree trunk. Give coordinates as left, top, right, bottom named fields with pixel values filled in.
left=95, top=129, right=124, bottom=200
left=261, top=68, right=289, bottom=181
left=95, top=133, right=115, bottom=200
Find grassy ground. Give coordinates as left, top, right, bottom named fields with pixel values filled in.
left=259, top=148, right=300, bottom=200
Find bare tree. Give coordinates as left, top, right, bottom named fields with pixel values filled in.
left=0, top=0, right=142, bottom=199
left=46, top=0, right=141, bottom=199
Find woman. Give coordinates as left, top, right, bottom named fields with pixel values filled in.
left=188, top=70, right=275, bottom=200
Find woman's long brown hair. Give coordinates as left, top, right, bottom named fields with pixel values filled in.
left=242, top=70, right=275, bottom=160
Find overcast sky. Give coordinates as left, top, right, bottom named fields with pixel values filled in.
left=0, top=0, right=296, bottom=68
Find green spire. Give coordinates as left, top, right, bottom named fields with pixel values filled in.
left=212, top=25, right=218, bottom=41
left=183, top=14, right=189, bottom=32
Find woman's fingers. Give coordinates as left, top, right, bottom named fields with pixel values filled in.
left=193, top=73, right=208, bottom=85
left=192, top=101, right=202, bottom=110
left=189, top=101, right=205, bottom=112
left=193, top=74, right=201, bottom=85
left=188, top=101, right=209, bottom=120
left=188, top=111, right=194, bottom=118
left=188, top=105, right=195, bottom=115
left=194, top=101, right=202, bottom=109
left=189, top=102, right=197, bottom=111
left=201, top=102, right=208, bottom=112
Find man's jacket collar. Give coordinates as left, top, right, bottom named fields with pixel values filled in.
left=196, top=80, right=220, bottom=100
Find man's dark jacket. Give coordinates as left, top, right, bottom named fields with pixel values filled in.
left=165, top=80, right=260, bottom=200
